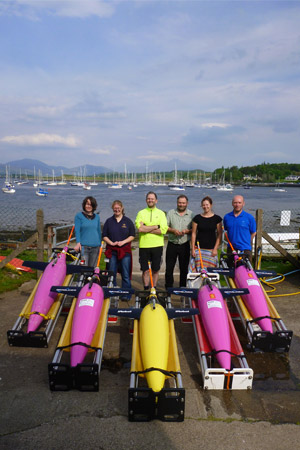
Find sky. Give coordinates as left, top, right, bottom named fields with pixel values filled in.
left=0, top=0, right=300, bottom=171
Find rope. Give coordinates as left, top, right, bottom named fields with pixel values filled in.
left=257, top=249, right=300, bottom=298
left=20, top=311, right=55, bottom=320
left=64, top=252, right=78, bottom=261
left=246, top=315, right=280, bottom=333
left=57, top=341, right=100, bottom=352
left=206, top=349, right=243, bottom=359
left=133, top=367, right=180, bottom=378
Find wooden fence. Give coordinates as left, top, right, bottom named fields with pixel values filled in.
left=254, top=209, right=300, bottom=269
left=0, top=209, right=44, bottom=270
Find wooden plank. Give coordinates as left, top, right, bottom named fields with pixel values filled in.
left=36, top=209, right=44, bottom=263
left=0, top=232, right=38, bottom=270
left=254, top=209, right=263, bottom=269
left=261, top=230, right=300, bottom=269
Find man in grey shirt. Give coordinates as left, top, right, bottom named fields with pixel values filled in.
left=165, top=195, right=193, bottom=288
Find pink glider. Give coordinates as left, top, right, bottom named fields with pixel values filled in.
left=70, top=268, right=104, bottom=367
left=27, top=248, right=68, bottom=333
left=233, top=255, right=273, bottom=334
left=197, top=282, right=231, bottom=370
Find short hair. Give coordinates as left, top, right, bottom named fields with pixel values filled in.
left=201, top=195, right=213, bottom=206
left=146, top=191, right=157, bottom=200
left=177, top=194, right=188, bottom=202
left=111, top=199, right=124, bottom=215
left=82, top=196, right=98, bottom=212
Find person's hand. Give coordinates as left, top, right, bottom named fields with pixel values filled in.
left=191, top=248, right=196, bottom=258
left=74, top=243, right=81, bottom=252
left=211, top=249, right=217, bottom=257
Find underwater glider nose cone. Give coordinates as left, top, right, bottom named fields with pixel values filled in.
left=70, top=283, right=104, bottom=366
left=234, top=265, right=273, bottom=334
left=26, top=252, right=67, bottom=333
left=139, top=303, right=169, bottom=392
left=198, top=284, right=231, bottom=371
left=27, top=314, right=44, bottom=333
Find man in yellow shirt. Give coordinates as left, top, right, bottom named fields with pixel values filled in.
left=135, top=192, right=168, bottom=289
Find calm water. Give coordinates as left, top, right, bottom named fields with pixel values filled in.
left=0, top=183, right=299, bottom=230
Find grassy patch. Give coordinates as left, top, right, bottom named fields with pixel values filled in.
left=260, top=259, right=296, bottom=275
left=0, top=268, right=36, bottom=294
left=0, top=249, right=46, bottom=294
left=0, top=248, right=107, bottom=294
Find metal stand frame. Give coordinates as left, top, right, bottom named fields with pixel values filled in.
left=7, top=249, right=80, bottom=348
left=128, top=292, right=185, bottom=421
left=220, top=254, right=293, bottom=352
left=187, top=272, right=253, bottom=390
left=48, top=272, right=114, bottom=391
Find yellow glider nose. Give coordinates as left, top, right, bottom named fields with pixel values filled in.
left=139, top=303, right=169, bottom=392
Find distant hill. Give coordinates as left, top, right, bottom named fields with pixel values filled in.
left=0, top=158, right=209, bottom=176
left=0, top=159, right=110, bottom=176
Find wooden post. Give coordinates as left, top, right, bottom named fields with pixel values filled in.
left=254, top=209, right=263, bottom=269
left=262, top=230, right=300, bottom=269
left=0, top=232, right=38, bottom=270
left=47, top=225, right=53, bottom=260
left=36, top=209, right=44, bottom=265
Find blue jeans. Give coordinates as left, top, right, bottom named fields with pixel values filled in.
left=108, top=252, right=132, bottom=298
left=82, top=246, right=99, bottom=268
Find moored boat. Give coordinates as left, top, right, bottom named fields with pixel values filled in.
left=36, top=187, right=48, bottom=197
left=2, top=185, right=16, bottom=194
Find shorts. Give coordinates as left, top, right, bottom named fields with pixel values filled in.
left=139, top=247, right=163, bottom=272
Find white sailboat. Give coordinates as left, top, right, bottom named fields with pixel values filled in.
left=169, top=163, right=185, bottom=190
left=90, top=173, right=98, bottom=186
left=47, top=170, right=57, bottom=186
left=217, top=170, right=234, bottom=191
left=57, top=170, right=67, bottom=185
left=2, top=166, right=16, bottom=194
left=35, top=170, right=47, bottom=196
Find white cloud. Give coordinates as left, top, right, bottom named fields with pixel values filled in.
left=27, top=105, right=68, bottom=117
left=138, top=153, right=169, bottom=161
left=0, top=0, right=115, bottom=19
left=1, top=133, right=79, bottom=147
left=137, top=150, right=213, bottom=163
left=89, top=148, right=111, bottom=155
left=263, top=151, right=289, bottom=159
left=201, top=123, right=229, bottom=129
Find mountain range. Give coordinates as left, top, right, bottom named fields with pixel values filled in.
left=0, top=158, right=208, bottom=176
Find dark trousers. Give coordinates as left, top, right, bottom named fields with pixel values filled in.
left=165, top=241, right=190, bottom=288
left=227, top=247, right=253, bottom=267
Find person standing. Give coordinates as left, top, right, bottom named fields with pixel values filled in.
left=165, top=195, right=193, bottom=288
left=223, top=194, right=256, bottom=262
left=74, top=196, right=101, bottom=267
left=191, top=196, right=222, bottom=269
left=102, top=200, right=135, bottom=295
left=135, top=191, right=168, bottom=289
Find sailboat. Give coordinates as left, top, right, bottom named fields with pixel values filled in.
left=108, top=171, right=122, bottom=189
left=36, top=187, right=49, bottom=197
left=274, top=181, right=286, bottom=192
left=2, top=166, right=16, bottom=194
left=35, top=170, right=48, bottom=196
left=217, top=170, right=234, bottom=191
left=57, top=170, right=67, bottom=185
left=90, top=173, right=98, bottom=186
left=169, top=163, right=185, bottom=190
left=47, top=170, right=57, bottom=186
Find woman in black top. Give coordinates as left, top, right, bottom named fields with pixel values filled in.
left=191, top=196, right=222, bottom=267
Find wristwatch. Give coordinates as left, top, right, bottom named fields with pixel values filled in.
left=157, top=225, right=160, bottom=229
